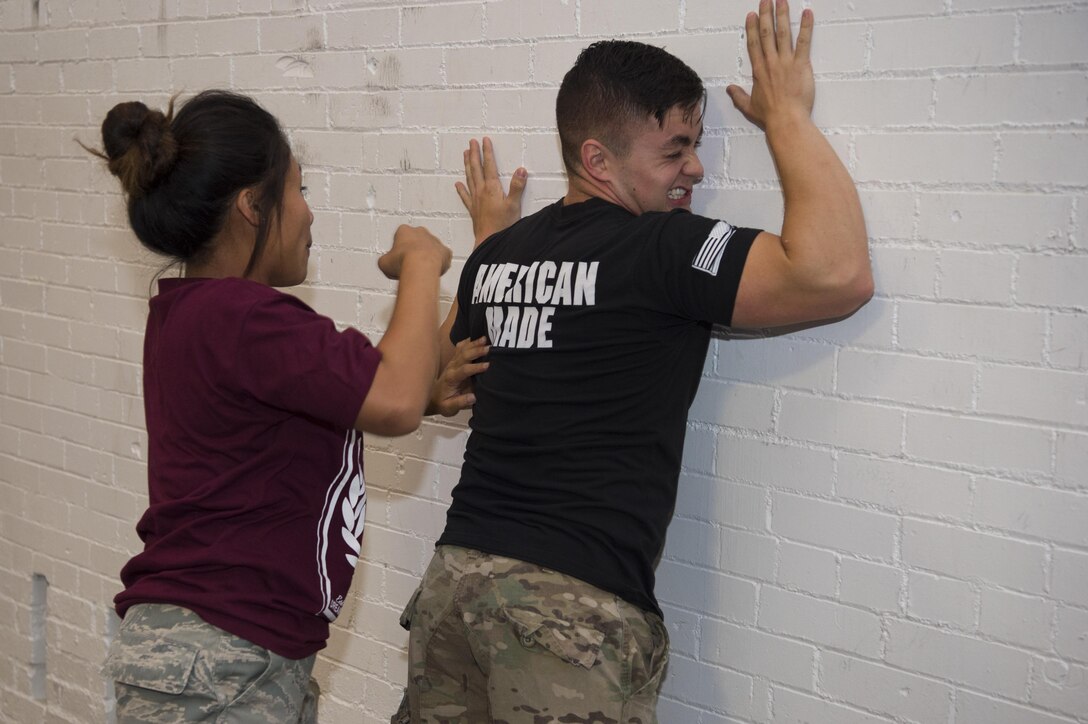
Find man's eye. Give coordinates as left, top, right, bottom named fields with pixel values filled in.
left=301, top=185, right=309, bottom=197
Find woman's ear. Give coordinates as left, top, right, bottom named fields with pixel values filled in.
left=234, top=188, right=261, bottom=227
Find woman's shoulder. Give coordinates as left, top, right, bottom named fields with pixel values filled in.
left=158, top=276, right=309, bottom=308
left=153, top=278, right=322, bottom=339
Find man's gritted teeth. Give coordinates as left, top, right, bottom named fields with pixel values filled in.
left=666, top=186, right=692, bottom=206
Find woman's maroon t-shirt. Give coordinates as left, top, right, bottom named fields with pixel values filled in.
left=114, top=277, right=382, bottom=658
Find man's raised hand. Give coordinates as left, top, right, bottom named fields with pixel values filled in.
left=455, top=137, right=528, bottom=247
left=726, top=0, right=815, bottom=131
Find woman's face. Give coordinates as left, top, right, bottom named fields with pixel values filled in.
left=254, top=158, right=314, bottom=287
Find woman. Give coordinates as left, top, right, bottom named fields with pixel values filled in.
left=89, top=90, right=486, bottom=723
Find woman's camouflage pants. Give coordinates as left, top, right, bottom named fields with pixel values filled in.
left=104, top=603, right=318, bottom=723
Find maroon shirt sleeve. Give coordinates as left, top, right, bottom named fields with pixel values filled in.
left=235, top=293, right=382, bottom=430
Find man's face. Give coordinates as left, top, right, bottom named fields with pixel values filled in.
left=607, top=105, right=705, bottom=215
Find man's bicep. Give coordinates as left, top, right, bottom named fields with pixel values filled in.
left=731, top=230, right=856, bottom=329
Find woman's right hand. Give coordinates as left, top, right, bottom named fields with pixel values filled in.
left=378, top=225, right=452, bottom=279
left=358, top=225, right=451, bottom=437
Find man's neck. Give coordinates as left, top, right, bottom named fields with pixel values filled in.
left=563, top=171, right=618, bottom=208
left=562, top=187, right=594, bottom=207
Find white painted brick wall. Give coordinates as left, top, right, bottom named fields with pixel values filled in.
left=1, top=1, right=1086, bottom=723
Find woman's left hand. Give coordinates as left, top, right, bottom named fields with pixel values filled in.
left=426, top=336, right=490, bottom=416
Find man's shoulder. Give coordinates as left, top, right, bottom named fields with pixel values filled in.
left=468, top=201, right=725, bottom=267
left=607, top=209, right=724, bottom=253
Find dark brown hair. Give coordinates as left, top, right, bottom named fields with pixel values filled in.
left=556, top=40, right=705, bottom=173
left=87, top=90, right=291, bottom=276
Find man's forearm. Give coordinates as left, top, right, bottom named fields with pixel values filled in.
left=766, top=113, right=870, bottom=295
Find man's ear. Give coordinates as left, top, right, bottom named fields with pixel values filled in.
left=579, top=139, right=613, bottom=183
left=235, top=188, right=261, bottom=227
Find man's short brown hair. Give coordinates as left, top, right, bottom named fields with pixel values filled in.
left=556, top=40, right=706, bottom=173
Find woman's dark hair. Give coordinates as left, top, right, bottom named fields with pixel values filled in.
left=556, top=40, right=706, bottom=173
left=87, top=90, right=291, bottom=276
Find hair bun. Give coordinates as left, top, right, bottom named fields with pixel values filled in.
left=101, top=100, right=178, bottom=197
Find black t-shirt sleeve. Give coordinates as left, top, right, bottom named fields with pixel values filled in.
left=642, top=211, right=760, bottom=326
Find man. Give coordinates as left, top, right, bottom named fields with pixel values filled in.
left=395, top=2, right=872, bottom=721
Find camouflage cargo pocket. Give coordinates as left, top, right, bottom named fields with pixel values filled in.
left=104, top=636, right=200, bottom=696
left=503, top=606, right=605, bottom=669
left=390, top=688, right=411, bottom=724
left=398, top=585, right=422, bottom=631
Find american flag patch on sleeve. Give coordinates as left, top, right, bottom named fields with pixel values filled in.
left=691, top=221, right=736, bottom=276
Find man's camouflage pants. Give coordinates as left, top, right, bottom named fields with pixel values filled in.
left=103, top=603, right=318, bottom=723
left=393, top=546, right=669, bottom=724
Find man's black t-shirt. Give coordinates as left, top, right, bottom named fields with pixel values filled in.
left=440, top=197, right=760, bottom=615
